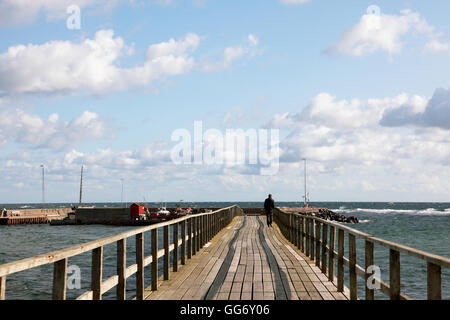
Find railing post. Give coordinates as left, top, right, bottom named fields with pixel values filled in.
left=349, top=234, right=357, bottom=300
left=117, top=238, right=126, bottom=300
left=188, top=217, right=193, bottom=259
left=328, top=226, right=335, bottom=282
left=305, top=218, right=310, bottom=257
left=92, top=246, right=103, bottom=300
left=151, top=228, right=158, bottom=291
left=321, top=224, right=328, bottom=274
left=365, top=240, right=374, bottom=300
left=164, top=225, right=169, bottom=280
left=295, top=216, right=299, bottom=249
left=52, top=258, right=67, bottom=300
left=173, top=222, right=179, bottom=272
left=299, top=216, right=303, bottom=252
left=207, top=214, right=210, bottom=241
left=337, top=229, right=344, bottom=292
left=200, top=215, right=205, bottom=248
left=193, top=216, right=197, bottom=254
left=389, top=249, right=401, bottom=300
left=289, top=214, right=293, bottom=242
left=427, top=262, right=442, bottom=300
left=310, top=220, right=315, bottom=260
left=181, top=220, right=186, bottom=265
left=315, top=221, right=321, bottom=267
left=196, top=216, right=200, bottom=252
left=0, top=276, right=5, bottom=300
left=136, top=232, right=144, bottom=300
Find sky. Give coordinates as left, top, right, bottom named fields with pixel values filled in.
left=0, top=0, right=449, bottom=204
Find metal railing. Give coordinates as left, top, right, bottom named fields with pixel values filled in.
left=0, top=205, right=243, bottom=300
left=274, top=207, right=449, bottom=300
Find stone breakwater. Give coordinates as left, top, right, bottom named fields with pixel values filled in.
left=279, top=207, right=359, bottom=224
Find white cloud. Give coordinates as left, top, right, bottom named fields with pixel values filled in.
left=0, top=30, right=259, bottom=96
left=0, top=108, right=110, bottom=150
left=380, top=88, right=450, bottom=129
left=424, top=39, right=450, bottom=53
left=200, top=34, right=260, bottom=72
left=0, top=30, right=199, bottom=95
left=325, top=9, right=439, bottom=57
left=0, top=0, right=118, bottom=26
left=266, top=90, right=450, bottom=172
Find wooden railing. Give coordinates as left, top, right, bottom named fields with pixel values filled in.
left=274, top=207, right=449, bottom=300
left=0, top=205, right=243, bottom=300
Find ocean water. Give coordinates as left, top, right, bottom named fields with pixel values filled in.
left=0, top=202, right=449, bottom=300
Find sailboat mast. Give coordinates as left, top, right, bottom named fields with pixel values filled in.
left=303, top=158, right=307, bottom=207
left=79, top=165, right=84, bottom=207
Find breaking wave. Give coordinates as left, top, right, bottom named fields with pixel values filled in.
left=332, top=208, right=450, bottom=215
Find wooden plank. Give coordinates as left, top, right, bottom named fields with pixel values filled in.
left=0, top=276, right=5, bottom=300
left=92, top=246, right=103, bottom=300
left=117, top=238, right=126, bottom=300
left=136, top=233, right=144, bottom=300
left=173, top=222, right=179, bottom=272
left=427, top=262, right=441, bottom=300
left=102, top=275, right=119, bottom=295
left=328, top=226, right=335, bottom=281
left=389, top=249, right=401, bottom=300
left=164, top=225, right=170, bottom=280
left=337, top=229, right=345, bottom=293
left=52, top=258, right=67, bottom=300
left=365, top=240, right=374, bottom=300
left=152, top=228, right=158, bottom=291
left=348, top=234, right=357, bottom=300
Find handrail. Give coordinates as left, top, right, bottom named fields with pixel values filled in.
left=0, top=205, right=243, bottom=300
left=273, top=207, right=448, bottom=300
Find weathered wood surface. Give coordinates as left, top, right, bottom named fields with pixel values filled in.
left=144, top=216, right=348, bottom=300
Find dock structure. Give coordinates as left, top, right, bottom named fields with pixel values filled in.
left=0, top=208, right=72, bottom=225
left=0, top=205, right=449, bottom=300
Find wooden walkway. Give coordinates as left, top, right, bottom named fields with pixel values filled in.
left=143, top=215, right=349, bottom=300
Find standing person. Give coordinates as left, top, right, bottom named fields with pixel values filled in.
left=264, top=194, right=275, bottom=227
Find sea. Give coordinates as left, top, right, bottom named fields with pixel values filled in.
left=0, top=201, right=449, bottom=300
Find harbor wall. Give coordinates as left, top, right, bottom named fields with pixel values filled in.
left=75, top=207, right=131, bottom=224
left=2, top=208, right=72, bottom=219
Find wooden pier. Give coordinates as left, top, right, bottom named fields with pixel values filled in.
left=0, top=205, right=448, bottom=300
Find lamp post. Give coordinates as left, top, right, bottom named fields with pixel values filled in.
left=121, top=178, right=124, bottom=208
left=40, top=164, right=45, bottom=209
left=302, top=158, right=307, bottom=207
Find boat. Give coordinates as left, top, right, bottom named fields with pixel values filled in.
left=157, top=202, right=171, bottom=221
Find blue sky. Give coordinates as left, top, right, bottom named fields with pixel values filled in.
left=0, top=0, right=449, bottom=204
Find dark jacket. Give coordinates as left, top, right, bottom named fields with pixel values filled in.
left=264, top=198, right=275, bottom=213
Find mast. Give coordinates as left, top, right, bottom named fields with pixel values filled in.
left=40, top=164, right=45, bottom=209
left=303, top=158, right=307, bottom=207
left=79, top=165, right=84, bottom=207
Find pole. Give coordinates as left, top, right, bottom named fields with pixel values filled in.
left=303, top=159, right=307, bottom=207
left=121, top=179, right=124, bottom=208
left=40, top=165, right=45, bottom=209
left=79, top=166, right=83, bottom=206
